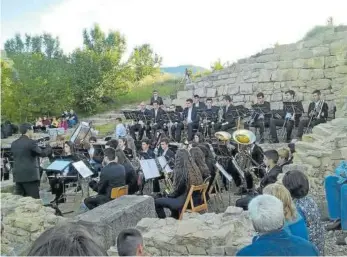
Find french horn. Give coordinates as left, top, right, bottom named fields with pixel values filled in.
left=214, top=131, right=232, bottom=141
left=232, top=129, right=256, bottom=145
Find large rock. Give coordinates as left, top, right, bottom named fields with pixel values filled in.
left=74, top=195, right=156, bottom=250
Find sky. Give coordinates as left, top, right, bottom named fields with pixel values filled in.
left=1, top=0, right=347, bottom=68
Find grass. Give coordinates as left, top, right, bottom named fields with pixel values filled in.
left=94, top=123, right=116, bottom=137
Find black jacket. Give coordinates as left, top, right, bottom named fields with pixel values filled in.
left=150, top=108, right=165, bottom=123
left=139, top=149, right=155, bottom=159
left=182, top=107, right=199, bottom=123
left=259, top=165, right=282, bottom=190
left=97, top=162, right=126, bottom=198
left=223, top=104, right=235, bottom=123
left=11, top=135, right=52, bottom=183
left=283, top=101, right=304, bottom=122
left=150, top=96, right=163, bottom=105
left=123, top=162, right=138, bottom=194
left=158, top=148, right=175, bottom=169
left=204, top=106, right=218, bottom=122
left=307, top=101, right=329, bottom=120
left=194, top=101, right=206, bottom=110
left=136, top=109, right=151, bottom=123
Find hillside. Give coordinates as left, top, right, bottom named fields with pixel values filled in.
left=161, top=65, right=207, bottom=77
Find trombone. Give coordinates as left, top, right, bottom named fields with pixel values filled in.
left=305, top=100, right=325, bottom=134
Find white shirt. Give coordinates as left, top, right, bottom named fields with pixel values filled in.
left=162, top=148, right=168, bottom=157
left=115, top=124, right=126, bottom=139
left=187, top=108, right=192, bottom=123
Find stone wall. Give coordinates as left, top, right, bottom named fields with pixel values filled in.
left=173, top=27, right=347, bottom=113
left=1, top=193, right=66, bottom=256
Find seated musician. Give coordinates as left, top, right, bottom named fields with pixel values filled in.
left=217, top=95, right=236, bottom=131
left=179, top=98, right=199, bottom=141
left=114, top=149, right=138, bottom=194
left=84, top=148, right=126, bottom=210
left=193, top=132, right=204, bottom=144
left=150, top=101, right=166, bottom=136
left=270, top=90, right=303, bottom=143
left=118, top=137, right=133, bottom=159
left=190, top=147, right=210, bottom=180
left=150, top=90, right=163, bottom=106
left=296, top=90, right=328, bottom=140
left=170, top=106, right=184, bottom=142
left=130, top=102, right=151, bottom=140
left=48, top=141, right=79, bottom=204
left=138, top=139, right=158, bottom=193
left=87, top=136, right=103, bottom=173
left=154, top=148, right=204, bottom=219
left=244, top=92, right=271, bottom=143
left=199, top=98, right=218, bottom=137
left=105, top=139, right=118, bottom=149
left=115, top=117, right=127, bottom=139
left=193, top=94, right=206, bottom=110
left=158, top=138, right=175, bottom=169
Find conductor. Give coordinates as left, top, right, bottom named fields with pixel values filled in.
left=11, top=123, right=52, bottom=199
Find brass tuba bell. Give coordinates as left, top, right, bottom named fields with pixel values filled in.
left=232, top=129, right=256, bottom=145
left=214, top=131, right=232, bottom=141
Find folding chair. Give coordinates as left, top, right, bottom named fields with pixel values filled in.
left=111, top=185, right=128, bottom=199
left=179, top=183, right=208, bottom=220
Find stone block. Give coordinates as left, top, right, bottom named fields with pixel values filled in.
left=336, top=65, right=347, bottom=74
left=74, top=195, right=156, bottom=250
left=270, top=101, right=283, bottom=110
left=271, top=69, right=299, bottom=81
left=206, top=88, right=217, bottom=98
left=303, top=38, right=323, bottom=48
left=271, top=93, right=283, bottom=101
left=297, top=49, right=314, bottom=59
left=239, top=83, right=253, bottom=94
left=306, top=79, right=331, bottom=90
left=293, top=57, right=325, bottom=69
left=217, top=86, right=227, bottom=96
left=177, top=90, right=193, bottom=99
left=227, top=84, right=240, bottom=95
left=325, top=56, right=338, bottom=68
left=258, top=69, right=272, bottom=82
left=278, top=61, right=293, bottom=69
left=262, top=48, right=274, bottom=55
left=312, top=47, right=330, bottom=57
left=256, top=54, right=280, bottom=63
left=280, top=52, right=298, bottom=61
left=330, top=39, right=347, bottom=55
left=172, top=98, right=186, bottom=107
left=194, top=87, right=206, bottom=98
left=324, top=68, right=340, bottom=79
left=232, top=95, right=245, bottom=102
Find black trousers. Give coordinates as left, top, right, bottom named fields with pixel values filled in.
left=15, top=180, right=40, bottom=199
left=130, top=123, right=148, bottom=140
left=297, top=118, right=326, bottom=138
left=155, top=194, right=187, bottom=219
left=84, top=194, right=110, bottom=210
left=152, top=122, right=167, bottom=138
left=244, top=119, right=267, bottom=138
left=171, top=123, right=183, bottom=142
left=269, top=118, right=294, bottom=141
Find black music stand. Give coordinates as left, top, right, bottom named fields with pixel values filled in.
left=136, top=112, right=151, bottom=124
left=251, top=104, right=271, bottom=117
left=123, top=111, right=134, bottom=120
left=283, top=102, right=304, bottom=118
left=70, top=123, right=91, bottom=146
left=231, top=105, right=250, bottom=119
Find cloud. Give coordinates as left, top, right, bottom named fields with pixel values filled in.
left=3, top=0, right=347, bottom=67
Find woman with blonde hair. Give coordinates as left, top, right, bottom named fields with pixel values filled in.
left=277, top=147, right=292, bottom=167
left=263, top=183, right=309, bottom=241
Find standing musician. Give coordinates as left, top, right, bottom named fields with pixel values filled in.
left=269, top=90, right=303, bottom=143
left=129, top=102, right=151, bottom=141
left=157, top=138, right=175, bottom=169
left=150, top=90, right=164, bottom=106
left=244, top=92, right=271, bottom=143
left=217, top=95, right=236, bottom=131
left=150, top=101, right=166, bottom=137
left=181, top=98, right=199, bottom=141
left=296, top=90, right=328, bottom=140
left=193, top=95, right=206, bottom=110
left=199, top=98, right=218, bottom=138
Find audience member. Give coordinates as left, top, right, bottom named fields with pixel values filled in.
left=115, top=117, right=127, bottom=139
left=283, top=170, right=325, bottom=255
left=27, top=222, right=107, bottom=256
left=59, top=117, right=68, bottom=131
left=236, top=195, right=319, bottom=256
left=68, top=109, right=78, bottom=128
left=42, top=116, right=51, bottom=127
left=117, top=228, right=144, bottom=256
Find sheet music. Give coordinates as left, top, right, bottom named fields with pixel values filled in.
left=72, top=161, right=94, bottom=178
left=140, top=159, right=160, bottom=180
left=215, top=162, right=233, bottom=182
left=46, top=160, right=71, bottom=172
left=157, top=156, right=172, bottom=173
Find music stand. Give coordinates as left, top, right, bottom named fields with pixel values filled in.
left=168, top=111, right=180, bottom=123
left=215, top=162, right=233, bottom=206
left=70, top=123, right=91, bottom=146
left=157, top=156, right=172, bottom=174
left=123, top=111, right=134, bottom=121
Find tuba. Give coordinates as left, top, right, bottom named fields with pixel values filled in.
left=214, top=131, right=232, bottom=142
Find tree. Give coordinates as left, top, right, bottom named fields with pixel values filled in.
left=211, top=59, right=224, bottom=71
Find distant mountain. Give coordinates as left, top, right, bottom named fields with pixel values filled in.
left=161, top=65, right=208, bottom=77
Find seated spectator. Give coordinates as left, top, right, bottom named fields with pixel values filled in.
left=33, top=117, right=45, bottom=132
left=68, top=109, right=78, bottom=128
left=51, top=116, right=59, bottom=128
left=59, top=117, right=68, bottom=131
left=263, top=183, right=309, bottom=240
left=42, top=116, right=51, bottom=127
left=84, top=148, right=126, bottom=210
left=27, top=222, right=107, bottom=256
left=283, top=170, right=325, bottom=255
left=278, top=147, right=292, bottom=167
left=236, top=195, right=319, bottom=256
left=115, top=117, right=127, bottom=139
left=117, top=228, right=144, bottom=256
left=325, top=160, right=347, bottom=245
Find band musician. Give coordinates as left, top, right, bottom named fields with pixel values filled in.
left=296, top=90, right=328, bottom=140
left=181, top=98, right=199, bottom=141
left=199, top=98, right=218, bottom=137
left=130, top=102, right=151, bottom=140
left=217, top=95, right=236, bottom=131
left=270, top=90, right=303, bottom=143
left=193, top=95, right=206, bottom=110
left=244, top=92, right=271, bottom=143
left=150, top=90, right=163, bottom=106
left=157, top=138, right=175, bottom=169
left=150, top=101, right=166, bottom=136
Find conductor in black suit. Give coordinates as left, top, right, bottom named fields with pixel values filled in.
left=11, top=123, right=52, bottom=199
left=150, top=90, right=163, bottom=106
left=84, top=148, right=126, bottom=210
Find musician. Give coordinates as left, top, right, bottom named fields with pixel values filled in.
left=193, top=132, right=204, bottom=144
left=150, top=101, right=166, bottom=136
left=181, top=98, right=199, bottom=141
left=193, top=95, right=206, bottom=110
left=269, top=90, right=303, bottom=143
left=139, top=139, right=155, bottom=160
left=114, top=149, right=138, bottom=195
left=105, top=139, right=119, bottom=149
left=84, top=148, right=126, bottom=210
left=118, top=137, right=133, bottom=159
left=296, top=90, right=328, bottom=140
left=170, top=107, right=184, bottom=142
left=158, top=138, right=175, bottom=169
left=11, top=123, right=52, bottom=199
left=199, top=98, right=218, bottom=137
left=87, top=136, right=103, bottom=173
left=154, top=149, right=203, bottom=219
left=190, top=147, right=210, bottom=180
left=244, top=92, right=271, bottom=143
left=130, top=102, right=151, bottom=141
left=217, top=95, right=236, bottom=131
left=150, top=90, right=164, bottom=106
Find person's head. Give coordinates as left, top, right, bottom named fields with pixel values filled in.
left=139, top=102, right=146, bottom=110
left=277, top=148, right=290, bottom=166
left=105, top=139, right=118, bottom=149
left=223, top=95, right=232, bottom=105
left=116, top=117, right=122, bottom=124
left=38, top=117, right=42, bottom=121
left=52, top=116, right=57, bottom=121
left=141, top=139, right=150, bottom=151
left=174, top=148, right=201, bottom=187
left=193, top=95, right=200, bottom=104
left=64, top=141, right=75, bottom=155
left=118, top=137, right=127, bottom=148
left=19, top=123, right=33, bottom=138
left=89, top=136, right=97, bottom=144
left=43, top=116, right=47, bottom=120
left=103, top=147, right=117, bottom=165
left=27, top=222, right=107, bottom=256
left=152, top=100, right=159, bottom=109
left=284, top=90, right=295, bottom=101
left=312, top=90, right=321, bottom=102
left=206, top=98, right=213, bottom=108
left=189, top=147, right=209, bottom=175
left=197, top=143, right=214, bottom=160
left=186, top=98, right=193, bottom=108
left=153, top=90, right=158, bottom=98
left=248, top=195, right=285, bottom=234
left=169, top=104, right=176, bottom=111
left=282, top=170, right=309, bottom=199
left=256, top=92, right=265, bottom=104
left=194, top=132, right=203, bottom=143
left=263, top=184, right=297, bottom=221
left=263, top=149, right=279, bottom=167
left=160, top=138, right=169, bottom=150
left=70, top=109, right=74, bottom=114
left=117, top=228, right=144, bottom=256
left=114, top=148, right=128, bottom=165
